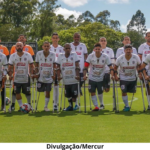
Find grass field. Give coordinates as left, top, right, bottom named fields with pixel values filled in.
left=0, top=86, right=150, bottom=143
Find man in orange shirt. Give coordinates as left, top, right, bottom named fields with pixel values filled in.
left=10, top=34, right=35, bottom=110
left=0, top=38, right=9, bottom=110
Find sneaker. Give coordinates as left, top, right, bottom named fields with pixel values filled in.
left=63, top=106, right=73, bottom=111
left=11, top=104, right=15, bottom=111
left=92, top=106, right=99, bottom=111
left=147, top=105, right=150, bottom=110
left=73, top=104, right=79, bottom=110
left=18, top=107, right=22, bottom=112
left=54, top=105, right=58, bottom=111
left=1, top=105, right=4, bottom=111
left=44, top=107, right=50, bottom=112
left=123, top=106, right=130, bottom=112
left=99, top=104, right=105, bottom=110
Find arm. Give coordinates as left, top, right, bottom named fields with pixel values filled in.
left=114, top=65, right=119, bottom=81
left=138, top=54, right=142, bottom=61
left=83, top=62, right=89, bottom=80
left=75, top=61, right=80, bottom=81
left=8, top=64, right=14, bottom=81
left=109, top=65, right=114, bottom=80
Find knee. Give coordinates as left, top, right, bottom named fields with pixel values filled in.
left=91, top=93, right=96, bottom=96
left=122, top=93, right=127, bottom=96
left=105, top=88, right=110, bottom=92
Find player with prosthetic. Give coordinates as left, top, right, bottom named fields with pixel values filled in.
left=35, top=41, right=56, bottom=111
left=8, top=42, right=34, bottom=111
left=70, top=33, right=88, bottom=110
left=114, top=44, right=142, bottom=111
left=10, top=34, right=35, bottom=110
left=49, top=33, right=64, bottom=111
left=116, top=36, right=137, bottom=58
left=56, top=43, right=80, bottom=111
left=83, top=43, right=114, bottom=111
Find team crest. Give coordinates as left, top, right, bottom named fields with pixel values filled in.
left=132, top=61, right=135, bottom=64
left=50, top=58, right=52, bottom=61
left=59, top=49, right=61, bottom=52
left=24, top=58, right=27, bottom=61
left=25, top=48, right=28, bottom=51
left=107, top=51, right=109, bottom=54
left=102, top=60, right=104, bottom=63
left=62, top=67, right=65, bottom=71
left=80, top=47, right=82, bottom=50
left=70, top=57, right=73, bottom=61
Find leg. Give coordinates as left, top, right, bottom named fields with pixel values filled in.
left=97, top=81, right=104, bottom=109
left=11, top=89, right=16, bottom=110
left=103, top=73, right=110, bottom=92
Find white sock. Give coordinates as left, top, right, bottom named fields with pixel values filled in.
left=54, top=85, right=59, bottom=105
left=25, top=95, right=31, bottom=104
left=12, top=94, right=16, bottom=103
left=122, top=96, right=129, bottom=107
left=17, top=99, right=23, bottom=107
left=148, top=96, right=150, bottom=106
left=45, top=97, right=49, bottom=108
left=98, top=94, right=104, bottom=105
left=68, top=98, right=72, bottom=106
left=91, top=95, right=98, bottom=107
left=75, top=98, right=78, bottom=105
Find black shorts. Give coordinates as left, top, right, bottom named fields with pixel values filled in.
left=120, top=80, right=137, bottom=93
left=37, top=82, right=52, bottom=92
left=88, top=80, right=103, bottom=94
left=0, top=81, right=2, bottom=89
left=103, top=73, right=110, bottom=89
left=65, top=83, right=78, bottom=98
left=14, top=82, right=31, bottom=95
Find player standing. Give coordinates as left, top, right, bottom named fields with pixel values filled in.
left=114, top=44, right=141, bottom=111
left=8, top=42, right=34, bottom=110
left=83, top=43, right=114, bottom=111
left=70, top=33, right=88, bottom=110
left=138, top=31, right=150, bottom=110
left=10, top=34, right=35, bottom=110
left=49, top=33, right=64, bottom=110
left=56, top=43, right=80, bottom=111
left=116, top=36, right=137, bottom=58
left=35, top=41, right=56, bottom=111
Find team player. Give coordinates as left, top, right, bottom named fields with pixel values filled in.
left=35, top=41, right=56, bottom=111
left=49, top=33, right=64, bottom=110
left=70, top=33, right=88, bottom=110
left=8, top=42, right=34, bottom=111
left=116, top=36, right=137, bottom=58
left=99, top=37, right=115, bottom=96
left=114, top=44, right=141, bottom=111
left=138, top=31, right=150, bottom=110
left=83, top=43, right=114, bottom=111
left=10, top=34, right=35, bottom=110
left=56, top=43, right=80, bottom=111
left=0, top=38, right=9, bottom=110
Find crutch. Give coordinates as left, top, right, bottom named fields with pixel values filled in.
left=53, top=83, right=55, bottom=113
left=34, top=79, right=38, bottom=112
left=129, top=93, right=135, bottom=109
left=115, top=81, right=119, bottom=113
left=3, top=80, right=6, bottom=113
left=8, top=80, right=12, bottom=113
left=140, top=79, right=146, bottom=112
left=78, top=82, right=81, bottom=112
left=112, top=80, right=116, bottom=111
left=141, top=73, right=149, bottom=104
left=84, top=80, right=86, bottom=113
left=63, top=86, right=66, bottom=110
left=60, top=82, right=63, bottom=111
left=31, top=78, right=34, bottom=113
left=35, top=92, right=40, bottom=112
left=87, top=73, right=92, bottom=110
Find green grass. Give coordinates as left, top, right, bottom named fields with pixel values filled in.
left=0, top=87, right=150, bottom=143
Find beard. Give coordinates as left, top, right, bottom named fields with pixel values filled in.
left=17, top=48, right=23, bottom=52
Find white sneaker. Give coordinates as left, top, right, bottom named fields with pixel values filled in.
left=99, top=104, right=105, bottom=110
left=44, top=107, right=50, bottom=112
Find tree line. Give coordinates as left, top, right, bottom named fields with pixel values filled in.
left=0, top=0, right=147, bottom=52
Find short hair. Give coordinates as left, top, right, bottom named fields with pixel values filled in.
left=94, top=43, right=101, bottom=48
left=52, top=32, right=59, bottom=37
left=74, top=32, right=80, bottom=37
left=123, top=36, right=130, bottom=41
left=43, top=41, right=50, bottom=45
left=99, top=37, right=107, bottom=41
left=124, top=44, right=132, bottom=50
left=18, top=34, right=26, bottom=38
left=146, top=31, right=150, bottom=36
left=64, top=43, right=71, bottom=47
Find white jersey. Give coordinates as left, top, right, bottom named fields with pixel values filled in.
left=9, top=52, right=33, bottom=83
left=86, top=53, right=112, bottom=82
left=143, top=54, right=150, bottom=76
left=35, top=51, right=56, bottom=83
left=70, top=42, right=88, bottom=73
left=50, top=45, right=64, bottom=60
left=0, top=53, right=7, bottom=81
left=116, top=47, right=137, bottom=58
left=56, top=52, right=79, bottom=85
left=116, top=54, right=141, bottom=81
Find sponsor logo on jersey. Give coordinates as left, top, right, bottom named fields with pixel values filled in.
left=76, top=52, right=81, bottom=55
left=62, top=62, right=73, bottom=67
left=41, top=63, right=52, bottom=67
left=144, top=51, right=150, bottom=54
left=56, top=54, right=58, bottom=57
left=123, top=66, right=135, bottom=69
left=17, top=62, right=26, bottom=66
left=25, top=48, right=28, bottom=51
left=93, top=64, right=104, bottom=68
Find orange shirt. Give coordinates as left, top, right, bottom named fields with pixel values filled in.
left=0, top=45, right=9, bottom=56
left=10, top=44, right=34, bottom=55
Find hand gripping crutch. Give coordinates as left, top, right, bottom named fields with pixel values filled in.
left=8, top=80, right=12, bottom=113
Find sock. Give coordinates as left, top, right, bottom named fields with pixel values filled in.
left=75, top=98, right=78, bottom=105
left=17, top=100, right=23, bottom=107
left=122, top=96, right=129, bottom=107
left=68, top=98, right=73, bottom=107
left=12, top=94, right=16, bottom=105
left=148, top=96, right=150, bottom=106
left=54, top=85, right=59, bottom=105
left=98, top=94, right=104, bottom=105
left=45, top=97, right=49, bottom=108
left=25, top=95, right=31, bottom=104
left=91, top=95, right=98, bottom=107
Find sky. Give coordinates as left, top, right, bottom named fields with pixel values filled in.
left=48, top=0, right=150, bottom=32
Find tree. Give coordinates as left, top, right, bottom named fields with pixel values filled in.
left=110, top=20, right=120, bottom=31
left=127, top=10, right=147, bottom=35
